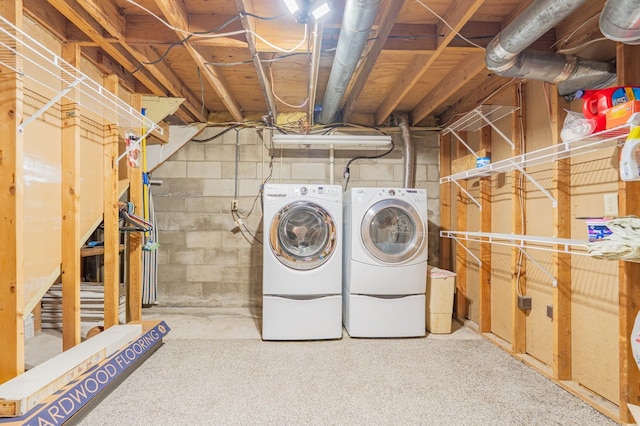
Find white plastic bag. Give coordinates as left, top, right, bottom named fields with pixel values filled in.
left=561, top=110, right=597, bottom=142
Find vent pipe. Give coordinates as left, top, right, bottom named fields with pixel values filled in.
left=600, top=0, right=640, bottom=45
left=395, top=115, right=414, bottom=188
left=486, top=0, right=616, bottom=95
left=318, top=0, right=381, bottom=124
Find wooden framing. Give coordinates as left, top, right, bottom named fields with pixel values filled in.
left=0, top=0, right=24, bottom=384
left=479, top=125, right=491, bottom=333
left=61, top=42, right=82, bottom=350
left=127, top=95, right=144, bottom=323
left=511, top=85, right=526, bottom=354
left=102, top=75, right=120, bottom=329
left=616, top=42, right=640, bottom=424
left=454, top=131, right=468, bottom=320
left=550, top=88, right=571, bottom=380
left=439, top=133, right=452, bottom=271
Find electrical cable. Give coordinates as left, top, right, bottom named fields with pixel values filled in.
left=413, top=0, right=485, bottom=50
left=342, top=127, right=395, bottom=191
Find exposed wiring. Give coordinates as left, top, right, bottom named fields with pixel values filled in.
left=197, top=67, right=205, bottom=118
left=253, top=24, right=309, bottom=53
left=269, top=65, right=309, bottom=109
left=556, top=37, right=609, bottom=55
left=413, top=0, right=485, bottom=50
left=515, top=82, right=526, bottom=299
left=550, top=13, right=600, bottom=51
left=126, top=0, right=307, bottom=75
left=341, top=127, right=395, bottom=191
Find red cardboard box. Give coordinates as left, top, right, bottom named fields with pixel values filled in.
left=605, top=100, right=640, bottom=129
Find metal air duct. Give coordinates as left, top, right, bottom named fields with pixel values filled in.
left=318, top=0, right=381, bottom=124
left=600, top=0, right=640, bottom=45
left=395, top=114, right=415, bottom=188
left=486, top=0, right=616, bottom=95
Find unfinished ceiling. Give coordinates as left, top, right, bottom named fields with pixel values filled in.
left=24, top=0, right=618, bottom=128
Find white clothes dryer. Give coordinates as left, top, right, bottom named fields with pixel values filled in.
left=262, top=183, right=343, bottom=340
left=343, top=187, right=428, bottom=337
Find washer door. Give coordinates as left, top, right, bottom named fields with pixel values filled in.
left=361, top=198, right=424, bottom=263
left=270, top=201, right=337, bottom=270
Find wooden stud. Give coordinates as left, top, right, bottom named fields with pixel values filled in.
left=127, top=94, right=144, bottom=323
left=616, top=42, right=640, bottom=424
left=102, top=75, right=120, bottom=329
left=550, top=86, right=572, bottom=380
left=479, top=125, right=492, bottom=333
left=511, top=84, right=526, bottom=354
left=0, top=0, right=24, bottom=384
left=439, top=133, right=452, bottom=271
left=455, top=131, right=468, bottom=320
left=61, top=42, right=82, bottom=350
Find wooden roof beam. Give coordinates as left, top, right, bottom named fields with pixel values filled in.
left=153, top=0, right=244, bottom=122
left=410, top=51, right=486, bottom=125
left=126, top=14, right=248, bottom=48
left=235, top=0, right=277, bottom=122
left=42, top=0, right=167, bottom=97
left=373, top=0, right=487, bottom=125
left=342, top=0, right=405, bottom=123
left=67, top=0, right=206, bottom=122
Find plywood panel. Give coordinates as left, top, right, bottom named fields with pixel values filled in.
left=571, top=256, right=619, bottom=404
left=570, top=148, right=619, bottom=405
left=22, top=95, right=62, bottom=313
left=523, top=81, right=554, bottom=367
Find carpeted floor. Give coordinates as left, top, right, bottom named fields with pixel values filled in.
left=78, top=333, right=616, bottom=425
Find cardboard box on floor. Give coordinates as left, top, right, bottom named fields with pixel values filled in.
left=426, top=266, right=456, bottom=334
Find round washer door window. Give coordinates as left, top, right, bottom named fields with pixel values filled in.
left=270, top=201, right=337, bottom=270
left=361, top=198, right=424, bottom=263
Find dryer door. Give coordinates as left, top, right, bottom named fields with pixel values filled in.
left=361, top=198, right=424, bottom=263
left=270, top=201, right=337, bottom=270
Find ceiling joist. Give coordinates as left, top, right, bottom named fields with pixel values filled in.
left=374, top=0, right=488, bottom=125
left=153, top=0, right=243, bottom=122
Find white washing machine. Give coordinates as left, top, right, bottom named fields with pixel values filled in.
left=343, top=187, right=428, bottom=337
left=262, top=183, right=343, bottom=340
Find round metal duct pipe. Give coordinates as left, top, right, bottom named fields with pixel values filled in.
left=486, top=0, right=616, bottom=95
left=395, top=115, right=414, bottom=189
left=318, top=0, right=381, bottom=124
left=600, top=0, right=640, bottom=45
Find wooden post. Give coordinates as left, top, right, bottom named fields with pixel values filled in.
left=127, top=94, right=144, bottom=322
left=103, top=75, right=120, bottom=329
left=61, top=43, right=82, bottom=350
left=455, top=131, right=468, bottom=321
left=616, top=42, right=640, bottom=423
left=511, top=84, right=526, bottom=354
left=439, top=133, right=452, bottom=271
left=550, top=88, right=572, bottom=380
left=0, top=0, right=24, bottom=383
left=479, top=125, right=492, bottom=333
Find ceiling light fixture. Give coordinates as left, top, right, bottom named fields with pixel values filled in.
left=272, top=133, right=391, bottom=148
left=283, top=0, right=330, bottom=24
left=283, top=0, right=300, bottom=14
left=311, top=1, right=331, bottom=19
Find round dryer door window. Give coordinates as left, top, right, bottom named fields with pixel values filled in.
left=361, top=198, right=424, bottom=263
left=269, top=201, right=337, bottom=270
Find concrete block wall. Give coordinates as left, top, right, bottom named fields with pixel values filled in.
left=152, top=127, right=441, bottom=308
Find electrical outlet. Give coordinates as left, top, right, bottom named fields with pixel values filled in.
left=604, top=193, right=618, bottom=216
left=231, top=199, right=239, bottom=212
left=517, top=295, right=532, bottom=310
